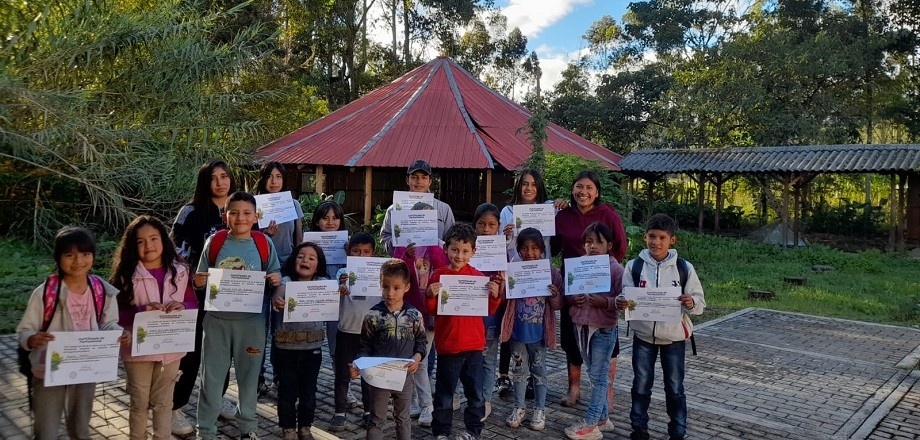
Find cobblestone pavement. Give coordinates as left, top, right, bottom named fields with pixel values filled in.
left=1, top=308, right=919, bottom=439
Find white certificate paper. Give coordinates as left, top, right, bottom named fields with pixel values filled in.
left=354, top=357, right=413, bottom=391
left=132, top=310, right=197, bottom=356
left=506, top=259, right=553, bottom=299
left=392, top=191, right=434, bottom=211
left=205, top=269, right=266, bottom=313
left=391, top=210, right=439, bottom=247
left=303, top=231, right=348, bottom=265
left=44, top=330, right=121, bottom=386
left=284, top=280, right=341, bottom=322
left=469, top=235, right=508, bottom=272
left=512, top=204, right=556, bottom=237
left=437, top=275, right=490, bottom=316
left=346, top=256, right=390, bottom=296
left=255, top=191, right=299, bottom=229
left=623, top=287, right=683, bottom=322
left=564, top=255, right=612, bottom=295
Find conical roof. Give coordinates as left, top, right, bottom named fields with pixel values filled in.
left=256, top=57, right=621, bottom=170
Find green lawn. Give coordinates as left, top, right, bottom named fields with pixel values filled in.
left=1, top=234, right=918, bottom=334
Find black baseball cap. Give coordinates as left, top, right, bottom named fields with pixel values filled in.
left=407, top=159, right=432, bottom=175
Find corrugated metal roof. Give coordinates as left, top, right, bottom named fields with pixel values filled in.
left=256, top=57, right=622, bottom=170
left=619, top=145, right=920, bottom=174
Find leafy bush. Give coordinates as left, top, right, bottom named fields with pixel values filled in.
left=640, top=200, right=746, bottom=231
left=806, top=200, right=886, bottom=236
left=542, top=152, right=627, bottom=213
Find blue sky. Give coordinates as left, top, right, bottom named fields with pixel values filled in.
left=497, top=0, right=632, bottom=90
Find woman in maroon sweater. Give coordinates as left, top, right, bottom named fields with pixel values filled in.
left=552, top=170, right=627, bottom=407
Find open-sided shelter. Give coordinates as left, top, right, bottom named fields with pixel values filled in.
left=256, top=56, right=621, bottom=223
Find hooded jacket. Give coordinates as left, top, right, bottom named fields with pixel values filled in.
left=620, top=249, right=706, bottom=344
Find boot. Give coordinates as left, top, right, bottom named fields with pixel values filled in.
left=560, top=363, right=581, bottom=407
left=607, top=359, right=618, bottom=410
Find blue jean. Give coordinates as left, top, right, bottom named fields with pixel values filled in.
left=576, top=325, right=617, bottom=425
left=629, top=335, right=687, bottom=437
left=432, top=351, right=485, bottom=437
left=481, top=337, right=499, bottom=402
left=275, top=348, right=322, bottom=429
left=509, top=340, right=547, bottom=409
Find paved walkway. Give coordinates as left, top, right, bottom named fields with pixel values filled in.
left=1, top=308, right=919, bottom=439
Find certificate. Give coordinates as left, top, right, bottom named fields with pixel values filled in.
left=132, top=310, right=197, bottom=356
left=469, top=235, right=508, bottom=272
left=284, top=280, right=341, bottom=322
left=44, top=330, right=121, bottom=386
left=391, top=210, right=439, bottom=247
left=303, top=231, right=348, bottom=265
left=205, top=269, right=266, bottom=313
left=354, top=357, right=413, bottom=391
left=346, top=256, right=390, bottom=296
left=392, top=191, right=434, bottom=211
left=255, top=191, right=299, bottom=229
left=564, top=255, right=611, bottom=295
left=437, top=275, right=489, bottom=316
left=512, top=204, right=556, bottom=236
left=623, top=287, right=683, bottom=322
left=506, top=259, right=553, bottom=299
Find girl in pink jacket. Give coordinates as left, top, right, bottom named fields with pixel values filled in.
left=111, top=216, right=198, bottom=440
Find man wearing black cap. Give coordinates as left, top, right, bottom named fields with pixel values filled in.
left=379, top=159, right=456, bottom=255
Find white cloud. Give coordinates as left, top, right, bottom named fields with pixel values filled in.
left=502, top=0, right=595, bottom=38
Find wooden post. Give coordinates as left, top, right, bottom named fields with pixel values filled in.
left=315, top=165, right=324, bottom=195
left=781, top=174, right=790, bottom=249
left=697, top=173, right=706, bottom=233
left=363, top=167, right=373, bottom=225
left=714, top=175, right=724, bottom=234
left=889, top=173, right=897, bottom=252
left=898, top=173, right=907, bottom=251
left=485, top=169, right=492, bottom=203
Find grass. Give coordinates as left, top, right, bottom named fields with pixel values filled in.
left=1, top=233, right=918, bottom=334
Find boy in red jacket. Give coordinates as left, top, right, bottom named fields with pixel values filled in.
left=425, top=223, right=502, bottom=440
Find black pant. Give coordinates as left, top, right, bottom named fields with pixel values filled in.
left=333, top=331, right=371, bottom=413
left=275, top=347, right=322, bottom=429
left=432, top=351, right=485, bottom=437
left=560, top=305, right=584, bottom=366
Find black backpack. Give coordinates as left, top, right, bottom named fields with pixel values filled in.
left=630, top=257, right=697, bottom=355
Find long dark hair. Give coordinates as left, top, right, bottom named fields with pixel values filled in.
left=568, top=170, right=603, bottom=207
left=110, top=216, right=182, bottom=308
left=53, top=226, right=96, bottom=275
left=256, top=161, right=286, bottom=195
left=191, top=160, right=235, bottom=207
left=510, top=169, right=548, bottom=205
left=310, top=201, right=347, bottom=231
left=283, top=242, right=327, bottom=281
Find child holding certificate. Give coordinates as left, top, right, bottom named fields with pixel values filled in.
left=615, top=214, right=705, bottom=440
left=308, top=200, right=347, bottom=389
left=111, top=216, right=198, bottom=440
left=499, top=228, right=562, bottom=431
left=192, top=191, right=282, bottom=440
left=353, top=259, right=428, bottom=440
left=564, top=222, right=624, bottom=440
left=17, top=226, right=125, bottom=440
left=270, top=242, right=329, bottom=440
left=425, top=223, right=501, bottom=440
left=472, top=203, right=505, bottom=421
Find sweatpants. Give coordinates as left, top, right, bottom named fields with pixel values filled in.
left=124, top=360, right=182, bottom=440
left=367, top=376, right=413, bottom=440
left=197, top=313, right=266, bottom=439
left=32, top=379, right=95, bottom=440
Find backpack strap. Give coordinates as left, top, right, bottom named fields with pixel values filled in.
left=208, top=229, right=270, bottom=271
left=675, top=257, right=697, bottom=356
left=88, top=275, right=106, bottom=325
left=41, top=274, right=107, bottom=330
left=630, top=258, right=644, bottom=288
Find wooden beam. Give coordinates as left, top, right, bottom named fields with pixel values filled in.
left=363, top=167, right=373, bottom=225
left=315, top=165, right=324, bottom=195
left=485, top=169, right=492, bottom=203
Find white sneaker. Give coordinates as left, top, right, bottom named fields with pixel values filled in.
left=242, top=432, right=260, bottom=440
left=596, top=418, right=615, bottom=432
left=419, top=406, right=433, bottom=427
left=529, top=409, right=546, bottom=431
left=505, top=407, right=526, bottom=428
left=171, top=409, right=194, bottom=436
left=219, top=397, right=238, bottom=420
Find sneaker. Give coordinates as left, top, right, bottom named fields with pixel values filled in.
left=505, top=407, right=526, bottom=428
left=298, top=427, right=314, bottom=440
left=565, top=420, right=603, bottom=440
left=529, top=409, right=545, bottom=431
left=240, top=433, right=260, bottom=440
left=282, top=428, right=298, bottom=440
left=328, top=414, right=346, bottom=432
left=362, top=412, right=372, bottom=429
left=171, top=409, right=194, bottom=436
left=630, top=429, right=651, bottom=440
left=419, top=406, right=433, bottom=427
left=480, top=401, right=491, bottom=422
left=456, top=432, right=477, bottom=440
left=525, top=375, right=535, bottom=400
left=219, top=398, right=238, bottom=420
left=346, top=390, right=359, bottom=409
left=409, top=401, right=421, bottom=419
left=596, top=418, right=615, bottom=432
left=496, top=376, right=513, bottom=399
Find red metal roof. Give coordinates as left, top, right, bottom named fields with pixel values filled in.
left=257, top=57, right=622, bottom=170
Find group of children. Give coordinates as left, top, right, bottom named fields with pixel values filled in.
left=16, top=158, right=706, bottom=440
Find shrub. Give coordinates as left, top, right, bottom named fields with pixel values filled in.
left=542, top=153, right=626, bottom=213
left=806, top=200, right=886, bottom=236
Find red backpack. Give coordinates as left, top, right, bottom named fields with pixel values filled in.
left=206, top=229, right=270, bottom=270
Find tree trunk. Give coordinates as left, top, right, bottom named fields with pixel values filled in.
left=402, top=0, right=410, bottom=71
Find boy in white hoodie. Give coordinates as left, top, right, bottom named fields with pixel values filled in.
left=616, top=214, right=705, bottom=440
